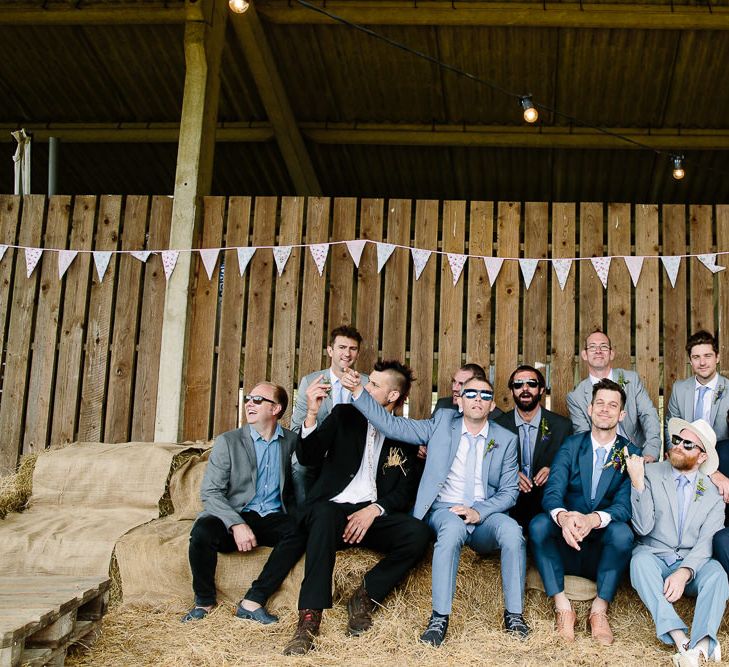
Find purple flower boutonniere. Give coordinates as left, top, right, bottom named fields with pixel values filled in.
left=714, top=386, right=726, bottom=404
left=483, top=439, right=498, bottom=458
left=695, top=478, right=707, bottom=502
left=603, top=447, right=627, bottom=473
left=539, top=417, right=551, bottom=444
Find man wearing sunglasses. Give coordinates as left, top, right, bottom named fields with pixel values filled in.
left=567, top=330, right=661, bottom=462
left=628, top=418, right=727, bottom=666
left=183, top=382, right=299, bottom=624
left=343, top=370, right=527, bottom=645
left=495, top=365, right=573, bottom=529
left=431, top=362, right=502, bottom=420
left=530, top=378, right=640, bottom=646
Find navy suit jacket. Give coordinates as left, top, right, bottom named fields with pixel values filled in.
left=542, top=431, right=640, bottom=524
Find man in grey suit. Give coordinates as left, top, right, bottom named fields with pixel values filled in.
left=290, top=325, right=369, bottom=506
left=343, top=370, right=527, bottom=645
left=182, top=381, right=299, bottom=624
left=628, top=418, right=728, bottom=666
left=431, top=362, right=503, bottom=420
left=567, top=329, right=661, bottom=461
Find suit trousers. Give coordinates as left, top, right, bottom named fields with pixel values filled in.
left=291, top=452, right=322, bottom=508
left=510, top=488, right=545, bottom=532
left=189, top=511, right=299, bottom=606
left=528, top=513, right=633, bottom=602
left=427, top=502, right=526, bottom=615
left=712, top=526, right=729, bottom=576
left=296, top=500, right=432, bottom=610
left=630, top=552, right=729, bottom=654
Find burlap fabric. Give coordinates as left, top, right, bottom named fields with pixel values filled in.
left=0, top=442, right=191, bottom=577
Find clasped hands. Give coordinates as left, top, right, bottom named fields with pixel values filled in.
left=518, top=466, right=550, bottom=493
left=556, top=510, right=601, bottom=550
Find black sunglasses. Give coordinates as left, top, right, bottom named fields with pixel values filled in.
left=244, top=394, right=276, bottom=406
left=461, top=389, right=494, bottom=401
left=671, top=434, right=706, bottom=453
left=512, top=379, right=540, bottom=389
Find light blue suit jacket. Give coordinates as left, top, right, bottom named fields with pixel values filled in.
left=351, top=389, right=519, bottom=523
left=665, top=374, right=729, bottom=444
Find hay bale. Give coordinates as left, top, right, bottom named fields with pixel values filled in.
left=0, top=453, right=37, bottom=519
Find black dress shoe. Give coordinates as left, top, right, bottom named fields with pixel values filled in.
left=504, top=610, right=530, bottom=639
left=419, top=612, right=449, bottom=646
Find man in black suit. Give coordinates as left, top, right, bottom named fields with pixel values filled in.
left=248, top=360, right=431, bottom=655
left=495, top=365, right=573, bottom=530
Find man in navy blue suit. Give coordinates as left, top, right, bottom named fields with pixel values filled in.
left=529, top=378, right=640, bottom=646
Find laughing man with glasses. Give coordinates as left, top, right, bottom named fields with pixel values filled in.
left=341, top=370, right=528, bottom=644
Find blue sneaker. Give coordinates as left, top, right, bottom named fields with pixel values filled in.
left=420, top=612, right=449, bottom=646
left=235, top=602, right=279, bottom=624
left=181, top=606, right=210, bottom=623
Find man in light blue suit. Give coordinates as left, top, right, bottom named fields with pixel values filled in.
left=628, top=418, right=728, bottom=667
left=341, top=369, right=526, bottom=645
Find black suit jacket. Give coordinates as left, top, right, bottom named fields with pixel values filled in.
left=296, top=404, right=422, bottom=515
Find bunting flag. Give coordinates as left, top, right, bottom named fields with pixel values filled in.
left=519, top=258, right=539, bottom=289
left=130, top=250, right=152, bottom=263
left=346, top=240, right=367, bottom=268
left=552, top=258, right=572, bottom=291
left=199, top=248, right=220, bottom=280
left=376, top=242, right=396, bottom=273
left=58, top=249, right=77, bottom=279
left=591, top=256, right=612, bottom=289
left=162, top=250, right=179, bottom=282
left=0, top=244, right=7, bottom=263
left=236, top=247, right=256, bottom=276
left=661, top=255, right=682, bottom=288
left=273, top=245, right=292, bottom=276
left=697, top=253, right=726, bottom=274
left=447, top=253, right=468, bottom=286
left=309, top=243, right=329, bottom=276
left=93, top=251, right=112, bottom=282
left=411, top=248, right=432, bottom=280
left=25, top=248, right=42, bottom=278
left=483, top=257, right=504, bottom=286
left=623, top=256, right=644, bottom=287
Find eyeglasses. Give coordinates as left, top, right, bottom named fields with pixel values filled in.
left=585, top=344, right=611, bottom=353
left=512, top=379, right=540, bottom=389
left=461, top=389, right=494, bottom=401
left=671, top=434, right=706, bottom=453
left=244, top=394, right=276, bottom=406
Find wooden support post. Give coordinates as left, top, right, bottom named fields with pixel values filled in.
left=154, top=0, right=227, bottom=442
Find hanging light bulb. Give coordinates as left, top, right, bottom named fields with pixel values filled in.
left=520, top=96, right=538, bottom=123
left=672, top=155, right=685, bottom=180
left=229, top=0, right=250, bottom=13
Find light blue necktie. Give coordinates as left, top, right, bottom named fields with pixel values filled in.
left=591, top=447, right=607, bottom=500
left=462, top=433, right=481, bottom=508
left=676, top=475, right=691, bottom=543
left=520, top=424, right=532, bottom=476
left=332, top=381, right=343, bottom=406
left=694, top=385, right=710, bottom=422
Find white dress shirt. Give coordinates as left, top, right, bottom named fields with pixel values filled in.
left=694, top=374, right=718, bottom=423
left=438, top=422, right=489, bottom=505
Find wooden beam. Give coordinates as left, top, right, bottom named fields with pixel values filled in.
left=230, top=5, right=322, bottom=194
left=154, top=0, right=227, bottom=443
left=256, top=1, right=729, bottom=30
left=0, top=1, right=194, bottom=25
left=6, top=122, right=729, bottom=150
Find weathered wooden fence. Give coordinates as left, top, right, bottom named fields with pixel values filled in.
left=1, top=194, right=728, bottom=471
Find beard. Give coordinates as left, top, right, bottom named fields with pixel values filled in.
left=514, top=391, right=541, bottom=412
left=668, top=448, right=697, bottom=472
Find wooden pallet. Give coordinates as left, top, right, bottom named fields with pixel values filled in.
left=0, top=575, right=110, bottom=667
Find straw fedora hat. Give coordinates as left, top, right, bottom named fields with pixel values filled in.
left=667, top=417, right=719, bottom=475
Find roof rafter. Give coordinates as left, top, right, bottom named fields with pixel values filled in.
left=0, top=2, right=193, bottom=25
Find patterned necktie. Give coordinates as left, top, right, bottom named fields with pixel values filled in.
left=365, top=424, right=378, bottom=501
left=462, top=433, right=481, bottom=507
left=521, top=424, right=532, bottom=476
left=676, top=475, right=691, bottom=542
left=591, top=447, right=607, bottom=500
left=694, top=385, right=710, bottom=422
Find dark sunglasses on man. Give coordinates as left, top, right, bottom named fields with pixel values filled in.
left=461, top=388, right=494, bottom=401
left=512, top=379, right=540, bottom=389
left=244, top=394, right=276, bottom=406
left=670, top=434, right=706, bottom=453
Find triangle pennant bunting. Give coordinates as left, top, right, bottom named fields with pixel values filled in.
left=697, top=253, right=726, bottom=274
left=58, top=249, right=78, bottom=279
left=376, top=242, right=396, bottom=273
left=93, top=251, right=112, bottom=282
left=199, top=248, right=220, bottom=281
left=591, top=256, right=612, bottom=289
left=273, top=246, right=293, bottom=276
left=483, top=257, right=504, bottom=286
left=309, top=243, right=329, bottom=277
left=447, top=253, right=468, bottom=286
left=346, top=240, right=367, bottom=268
left=661, top=255, right=682, bottom=288
left=0, top=244, right=7, bottom=263
left=236, top=247, right=256, bottom=276
left=519, top=258, right=539, bottom=290
left=623, top=256, right=645, bottom=287
left=411, top=248, right=432, bottom=280
left=552, top=258, right=572, bottom=291
left=25, top=248, right=42, bottom=278
left=162, top=250, right=179, bottom=282
left=130, top=250, right=152, bottom=263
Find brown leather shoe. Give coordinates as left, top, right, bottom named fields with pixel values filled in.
left=347, top=583, right=376, bottom=636
left=283, top=609, right=322, bottom=655
left=589, top=611, right=614, bottom=646
left=555, top=609, right=576, bottom=642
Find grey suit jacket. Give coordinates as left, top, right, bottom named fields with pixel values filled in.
left=198, top=426, right=297, bottom=530
left=290, top=368, right=370, bottom=433
left=665, top=374, right=729, bottom=443
left=631, top=460, right=725, bottom=575
left=567, top=369, right=661, bottom=459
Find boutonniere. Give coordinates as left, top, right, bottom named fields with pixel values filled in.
left=483, top=438, right=498, bottom=458
left=539, top=417, right=551, bottom=443
left=695, top=478, right=707, bottom=502
left=714, top=385, right=726, bottom=404
left=602, top=446, right=627, bottom=473
left=617, top=371, right=630, bottom=389
left=382, top=447, right=407, bottom=475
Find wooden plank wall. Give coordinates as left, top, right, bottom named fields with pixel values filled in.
left=0, top=195, right=728, bottom=471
